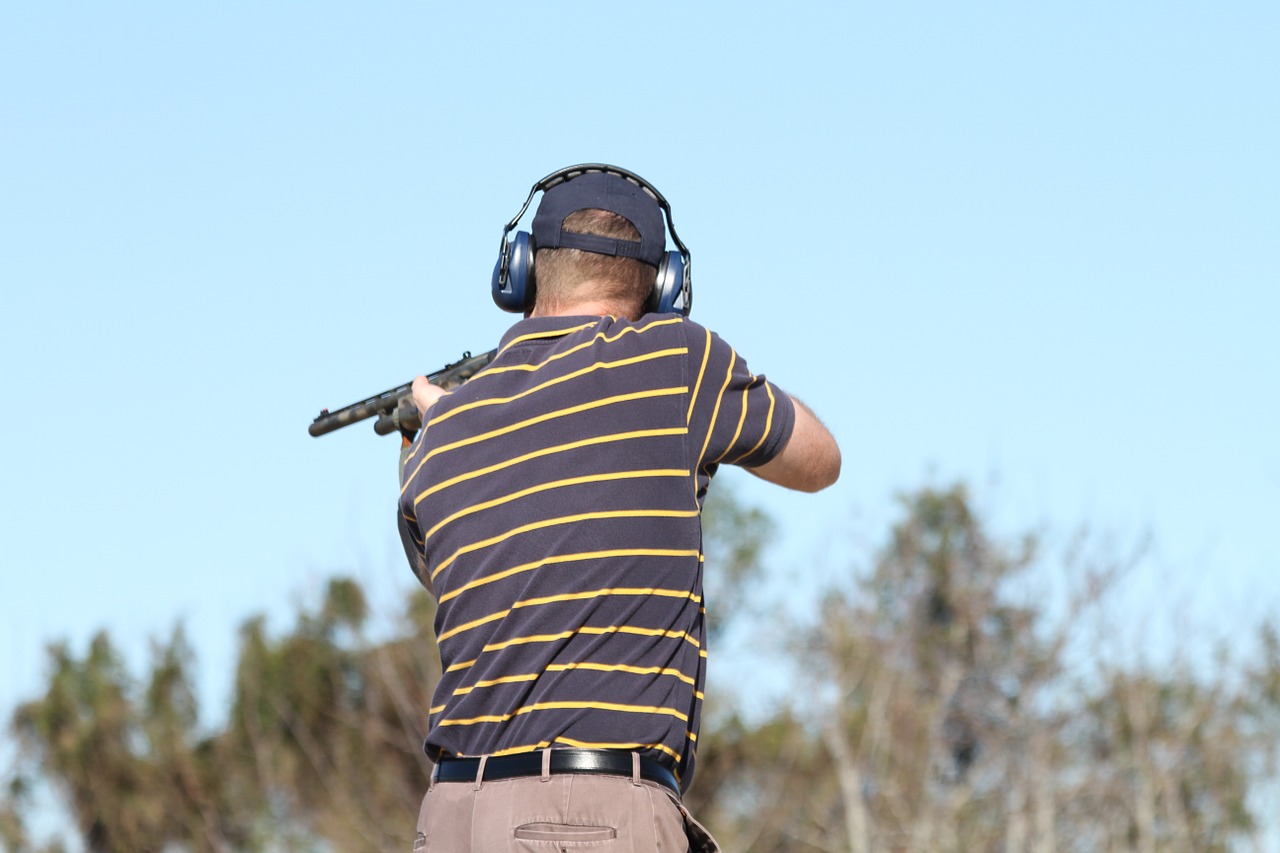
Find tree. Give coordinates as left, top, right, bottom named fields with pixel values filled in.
left=9, top=628, right=245, bottom=852
left=6, top=580, right=442, bottom=852
left=704, top=483, right=1279, bottom=853
left=223, top=578, right=441, bottom=850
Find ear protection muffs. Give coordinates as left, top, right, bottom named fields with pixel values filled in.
left=491, top=164, right=692, bottom=316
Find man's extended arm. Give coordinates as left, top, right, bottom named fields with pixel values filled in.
left=747, top=395, right=841, bottom=493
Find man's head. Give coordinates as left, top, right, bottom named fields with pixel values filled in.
left=530, top=172, right=665, bottom=318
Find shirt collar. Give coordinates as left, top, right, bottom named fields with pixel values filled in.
left=498, top=315, right=611, bottom=351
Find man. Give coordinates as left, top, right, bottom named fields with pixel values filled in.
left=399, top=166, right=840, bottom=851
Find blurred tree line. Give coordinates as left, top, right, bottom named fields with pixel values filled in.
left=4, top=482, right=1279, bottom=852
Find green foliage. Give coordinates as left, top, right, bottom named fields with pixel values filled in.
left=5, top=582, right=441, bottom=852
left=8, top=628, right=245, bottom=852
left=222, top=581, right=440, bottom=850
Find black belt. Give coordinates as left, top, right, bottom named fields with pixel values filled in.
left=433, top=749, right=680, bottom=797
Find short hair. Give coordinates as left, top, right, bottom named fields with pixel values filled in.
left=534, top=209, right=656, bottom=314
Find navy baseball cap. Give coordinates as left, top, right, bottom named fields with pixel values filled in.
left=531, top=171, right=666, bottom=267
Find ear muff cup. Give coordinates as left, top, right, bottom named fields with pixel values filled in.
left=491, top=231, right=533, bottom=313
left=649, top=250, right=689, bottom=315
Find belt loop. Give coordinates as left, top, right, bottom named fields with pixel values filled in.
left=541, top=748, right=552, bottom=782
left=474, top=755, right=489, bottom=791
left=630, top=752, right=642, bottom=787
left=429, top=762, right=437, bottom=792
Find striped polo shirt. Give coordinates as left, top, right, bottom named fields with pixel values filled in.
left=398, top=313, right=795, bottom=790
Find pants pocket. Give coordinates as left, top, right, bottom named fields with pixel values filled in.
left=514, top=822, right=618, bottom=842
left=663, top=792, right=720, bottom=853
left=680, top=813, right=719, bottom=853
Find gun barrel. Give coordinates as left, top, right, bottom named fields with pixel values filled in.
left=309, top=386, right=408, bottom=437
left=308, top=348, right=497, bottom=438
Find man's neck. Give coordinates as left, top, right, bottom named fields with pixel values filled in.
left=529, top=300, right=640, bottom=321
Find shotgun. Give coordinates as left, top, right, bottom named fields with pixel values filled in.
left=308, top=349, right=496, bottom=438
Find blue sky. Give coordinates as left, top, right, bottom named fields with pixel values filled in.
left=3, top=0, right=1278, bottom=753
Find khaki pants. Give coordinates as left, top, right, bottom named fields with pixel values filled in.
left=413, top=765, right=719, bottom=852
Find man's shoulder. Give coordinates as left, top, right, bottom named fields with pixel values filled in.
left=625, top=313, right=699, bottom=336
left=492, top=314, right=723, bottom=362
left=564, top=313, right=701, bottom=351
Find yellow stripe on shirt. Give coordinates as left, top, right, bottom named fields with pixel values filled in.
left=433, top=510, right=700, bottom=589
left=437, top=700, right=690, bottom=727
left=402, top=387, right=688, bottom=494
left=429, top=347, right=688, bottom=427
left=436, top=577, right=700, bottom=641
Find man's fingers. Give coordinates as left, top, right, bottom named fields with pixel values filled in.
left=411, top=377, right=448, bottom=418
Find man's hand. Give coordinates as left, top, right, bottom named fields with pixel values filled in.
left=412, top=376, right=448, bottom=419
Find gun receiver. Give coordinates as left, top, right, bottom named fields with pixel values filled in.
left=309, top=349, right=497, bottom=438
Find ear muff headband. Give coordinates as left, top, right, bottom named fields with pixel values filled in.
left=491, top=164, right=693, bottom=316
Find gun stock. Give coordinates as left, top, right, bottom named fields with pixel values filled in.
left=309, top=349, right=497, bottom=438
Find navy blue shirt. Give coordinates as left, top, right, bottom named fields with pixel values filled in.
left=399, top=314, right=794, bottom=790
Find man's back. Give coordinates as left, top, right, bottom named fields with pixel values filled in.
left=399, top=312, right=794, bottom=787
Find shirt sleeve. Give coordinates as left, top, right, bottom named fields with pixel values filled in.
left=684, top=321, right=795, bottom=474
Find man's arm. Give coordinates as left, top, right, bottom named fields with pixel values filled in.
left=746, top=395, right=841, bottom=493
